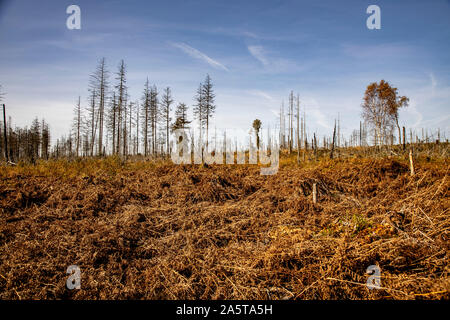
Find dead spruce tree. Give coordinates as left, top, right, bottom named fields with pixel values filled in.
left=149, top=85, right=159, bottom=156
left=108, top=92, right=117, bottom=154
left=193, top=82, right=205, bottom=149
left=141, top=78, right=151, bottom=156
left=115, top=60, right=127, bottom=155
left=202, top=74, right=216, bottom=151
left=72, top=96, right=82, bottom=157
left=160, top=87, right=173, bottom=156
left=89, top=58, right=109, bottom=156
left=86, top=88, right=97, bottom=156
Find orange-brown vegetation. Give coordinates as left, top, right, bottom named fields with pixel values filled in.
left=0, top=146, right=449, bottom=299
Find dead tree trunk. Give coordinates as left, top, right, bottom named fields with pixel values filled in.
left=330, top=121, right=336, bottom=159
left=312, top=183, right=317, bottom=204
left=313, top=132, right=317, bottom=160
left=296, top=94, right=300, bottom=164
left=2, top=104, right=8, bottom=162
left=402, top=126, right=406, bottom=151
left=359, top=121, right=362, bottom=147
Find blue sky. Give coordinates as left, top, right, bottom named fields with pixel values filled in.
left=0, top=0, right=449, bottom=143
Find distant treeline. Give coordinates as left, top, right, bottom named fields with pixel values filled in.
left=1, top=58, right=218, bottom=162
left=1, top=71, right=447, bottom=163
left=0, top=117, right=50, bottom=163
left=68, top=58, right=216, bottom=159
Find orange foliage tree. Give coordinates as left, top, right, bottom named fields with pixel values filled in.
left=362, top=80, right=409, bottom=145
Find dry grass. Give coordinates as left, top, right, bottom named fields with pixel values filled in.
left=0, top=147, right=449, bottom=300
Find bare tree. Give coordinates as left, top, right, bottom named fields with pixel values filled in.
left=115, top=60, right=127, bottom=154
left=330, top=120, right=336, bottom=159
left=128, top=100, right=134, bottom=156
left=193, top=82, right=205, bottom=145
left=279, top=101, right=285, bottom=149
left=89, top=58, right=109, bottom=156
left=141, top=79, right=150, bottom=156
left=134, top=100, right=139, bottom=155
left=123, top=95, right=128, bottom=156
left=86, top=89, right=97, bottom=156
left=202, top=75, right=216, bottom=150
left=108, top=92, right=117, bottom=154
left=288, top=91, right=294, bottom=153
left=72, top=96, right=82, bottom=157
left=41, top=119, right=50, bottom=160
left=1, top=85, right=6, bottom=161
left=296, top=94, right=300, bottom=163
left=30, top=117, right=41, bottom=162
left=149, top=85, right=159, bottom=155
left=160, top=87, right=173, bottom=155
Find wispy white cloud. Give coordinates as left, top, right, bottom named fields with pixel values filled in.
left=242, top=31, right=259, bottom=39
left=199, top=27, right=259, bottom=39
left=247, top=89, right=274, bottom=101
left=248, top=46, right=269, bottom=66
left=402, top=73, right=450, bottom=130
left=419, top=114, right=450, bottom=131
left=170, top=42, right=229, bottom=71
left=247, top=45, right=307, bottom=73
left=407, top=101, right=424, bottom=128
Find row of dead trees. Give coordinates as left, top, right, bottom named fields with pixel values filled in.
left=68, top=58, right=216, bottom=159
left=0, top=105, right=446, bottom=164
left=0, top=58, right=218, bottom=162
left=0, top=106, right=50, bottom=164
left=1, top=76, right=447, bottom=163
left=276, top=90, right=446, bottom=161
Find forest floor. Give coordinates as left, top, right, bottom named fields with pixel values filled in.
left=0, top=147, right=449, bottom=299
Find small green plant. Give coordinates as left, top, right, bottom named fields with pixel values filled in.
left=351, top=213, right=372, bottom=234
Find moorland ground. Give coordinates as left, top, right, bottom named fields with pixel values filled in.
left=0, top=145, right=449, bottom=299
